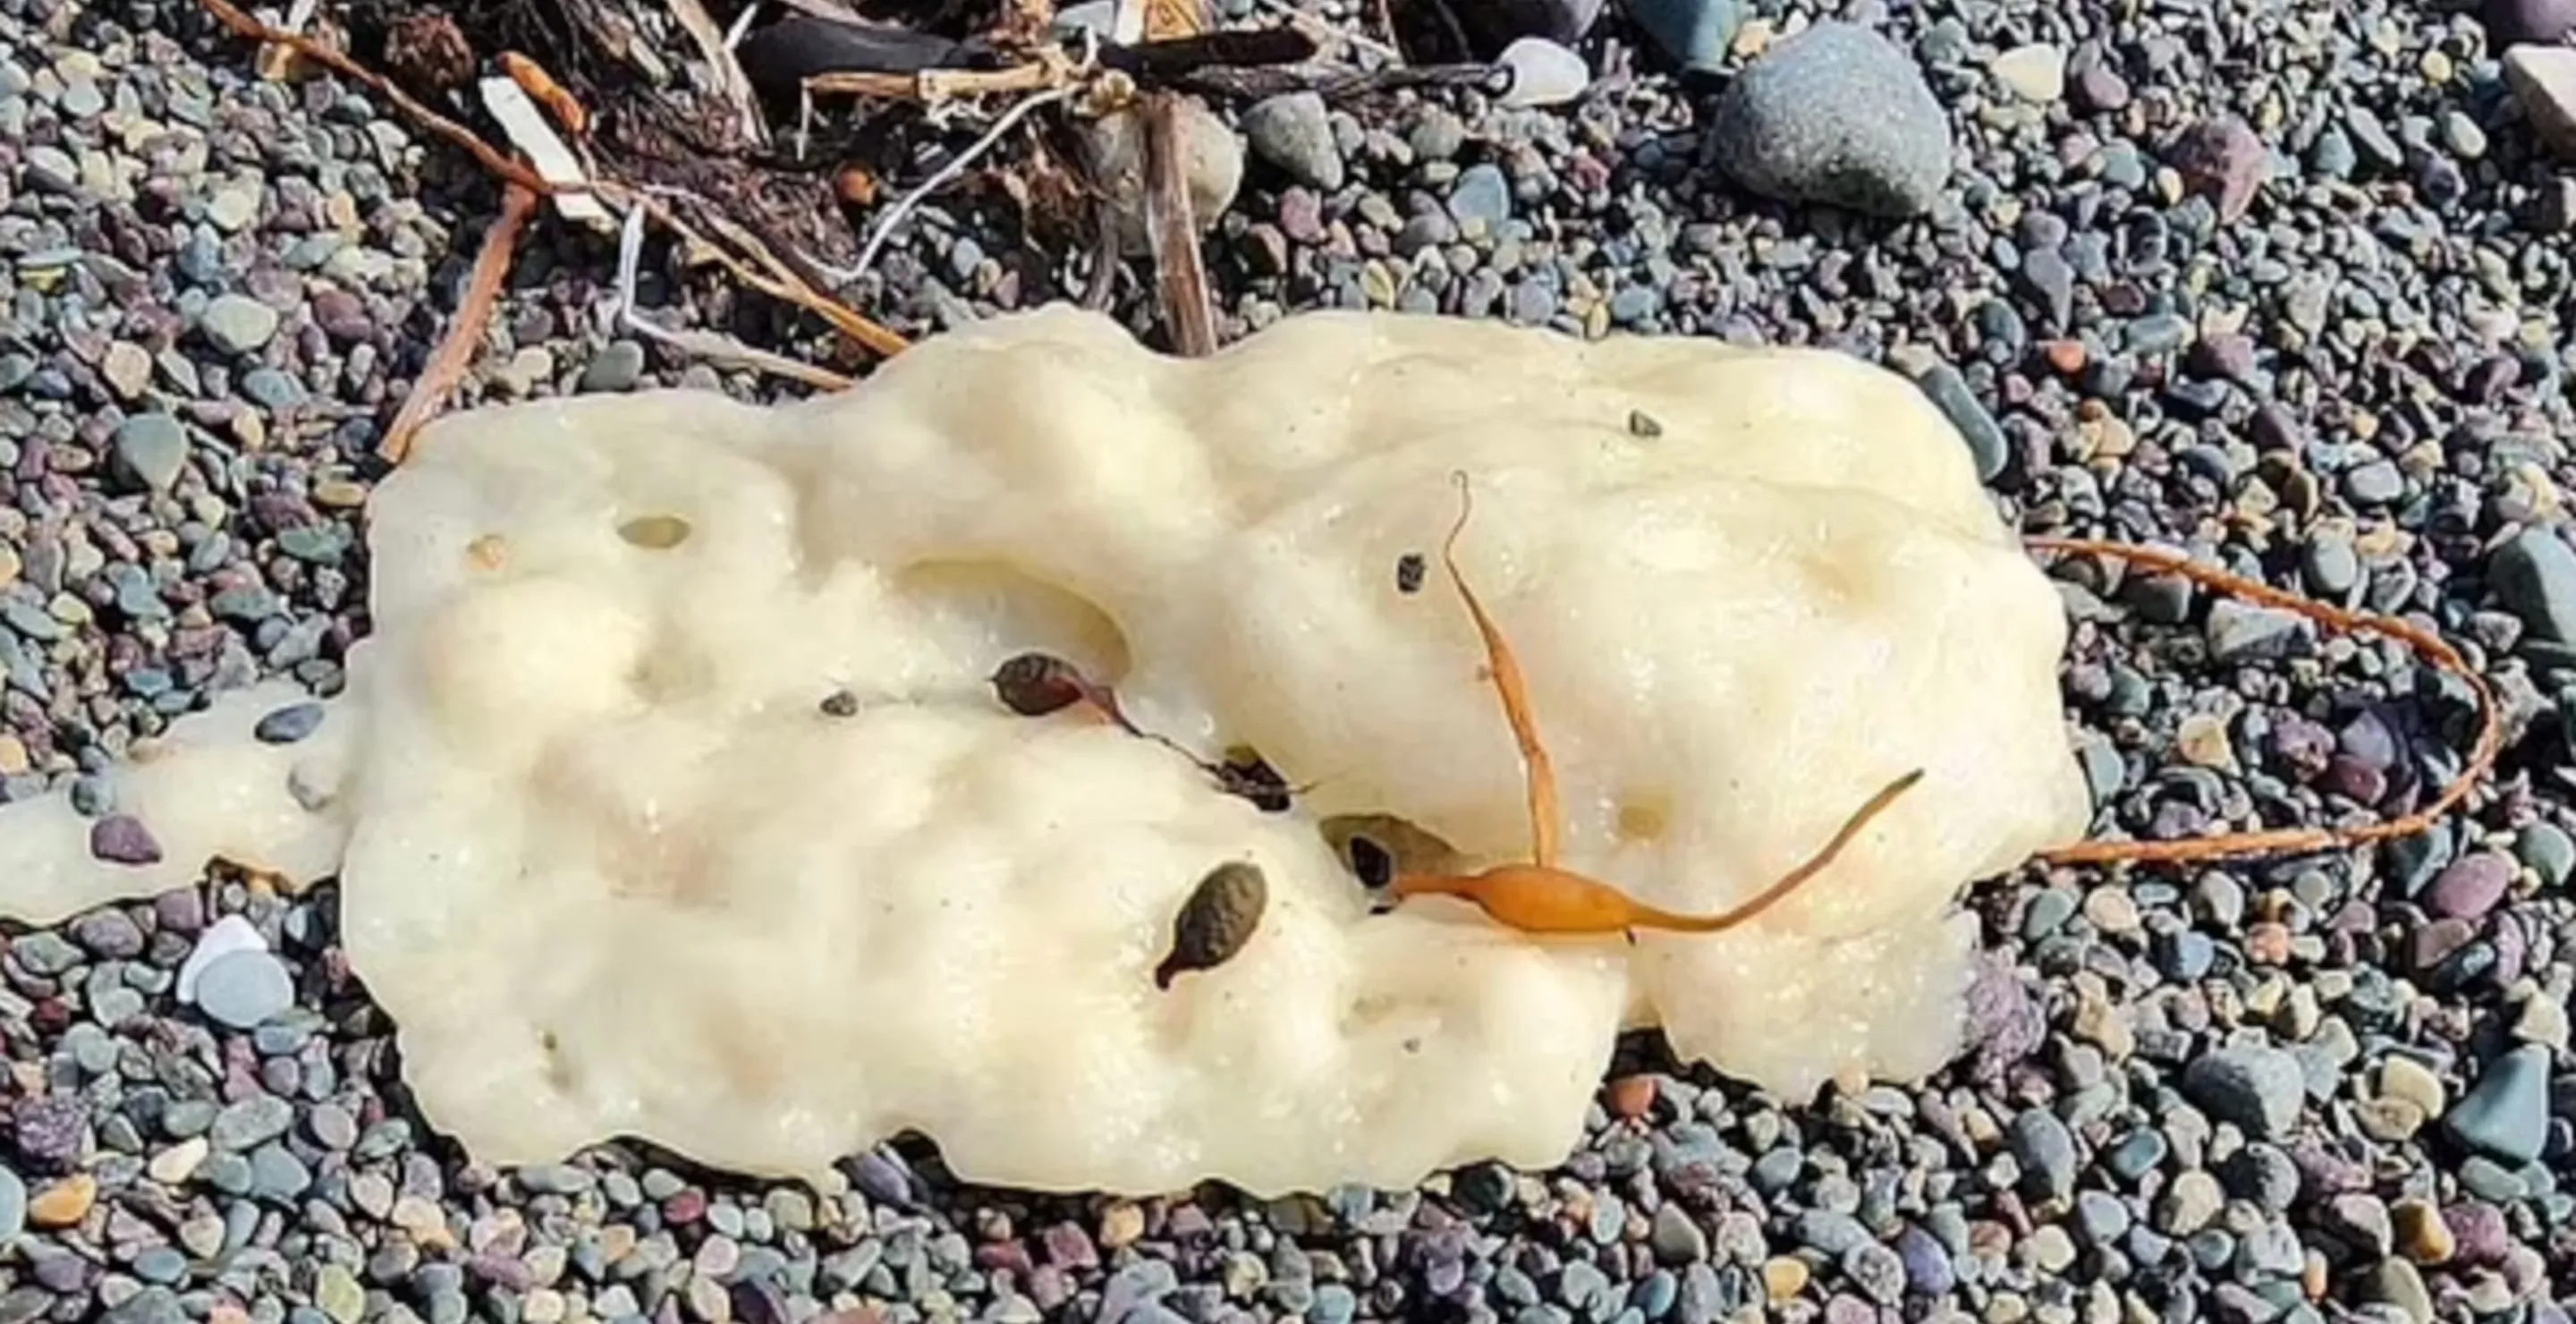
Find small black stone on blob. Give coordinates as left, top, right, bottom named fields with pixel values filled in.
left=989, top=651, right=1089, bottom=717
left=1153, top=861, right=1268, bottom=990
left=1396, top=553, right=1427, bottom=595
left=253, top=701, right=326, bottom=744
left=1217, top=749, right=1293, bottom=813
left=818, top=689, right=860, bottom=717
left=1349, top=836, right=1394, bottom=890
left=1628, top=409, right=1664, bottom=437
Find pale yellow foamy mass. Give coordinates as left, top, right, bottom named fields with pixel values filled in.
left=0, top=306, right=2089, bottom=1196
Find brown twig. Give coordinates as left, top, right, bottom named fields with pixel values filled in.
left=379, top=183, right=539, bottom=465
left=199, top=0, right=552, bottom=195
left=1141, top=90, right=1217, bottom=356
left=2023, top=536, right=2502, bottom=866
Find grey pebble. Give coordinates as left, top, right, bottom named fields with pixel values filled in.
left=2490, top=527, right=2576, bottom=645
left=199, top=294, right=280, bottom=356
left=209, top=1095, right=294, bottom=1152
left=1447, top=164, right=1513, bottom=234
left=1843, top=1241, right=1904, bottom=1305
left=112, top=413, right=191, bottom=493
left=580, top=342, right=647, bottom=394
left=2182, top=1044, right=2306, bottom=1139
left=0, top=1166, right=21, bottom=1244
left=1241, top=93, right=1343, bottom=191
left=2007, top=1107, right=2078, bottom=1201
left=1708, top=21, right=1953, bottom=216
left=247, top=1142, right=311, bottom=1200
left=2207, top=600, right=2309, bottom=662
left=2513, top=820, right=2575, bottom=887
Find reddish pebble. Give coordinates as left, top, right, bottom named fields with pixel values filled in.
left=1606, top=1074, right=1657, bottom=1119
left=2409, top=918, right=2476, bottom=972
left=2245, top=921, right=2292, bottom=965
left=2444, top=1201, right=2509, bottom=1267
left=2426, top=852, right=2512, bottom=921
left=87, top=814, right=161, bottom=866
left=661, top=1189, right=706, bottom=1225
left=2039, top=339, right=2088, bottom=374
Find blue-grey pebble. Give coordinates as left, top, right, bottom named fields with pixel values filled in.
left=2007, top=1108, right=2079, bottom=1200
left=239, top=368, right=308, bottom=412
left=208, top=1095, right=293, bottom=1152
left=1628, top=0, right=1744, bottom=73
left=2443, top=1045, right=2551, bottom=1165
left=2514, top=821, right=2575, bottom=887
left=1795, top=1209, right=1870, bottom=1255
left=194, top=950, right=294, bottom=1030
left=131, top=1247, right=188, bottom=1284
left=1448, top=164, right=1513, bottom=233
left=1707, top=21, right=1953, bottom=216
left=2073, top=1191, right=2131, bottom=1247
left=1913, top=364, right=2007, bottom=480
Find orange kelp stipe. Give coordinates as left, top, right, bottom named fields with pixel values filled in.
left=2022, top=536, right=2503, bottom=867
left=1378, top=474, right=1926, bottom=939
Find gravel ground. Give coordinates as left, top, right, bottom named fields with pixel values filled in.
left=4, top=0, right=2576, bottom=1322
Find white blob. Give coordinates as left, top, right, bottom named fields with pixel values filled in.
left=0, top=307, right=2089, bottom=1197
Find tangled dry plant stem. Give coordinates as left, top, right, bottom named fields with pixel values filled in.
left=196, top=0, right=909, bottom=388
left=2021, top=535, right=2502, bottom=867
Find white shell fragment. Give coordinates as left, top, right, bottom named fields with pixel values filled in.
left=0, top=307, right=2089, bottom=1197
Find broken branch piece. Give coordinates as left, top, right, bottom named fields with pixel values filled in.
left=379, top=182, right=538, bottom=465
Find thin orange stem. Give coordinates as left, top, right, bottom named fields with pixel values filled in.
left=1442, top=473, right=1559, bottom=870
left=1629, top=768, right=1924, bottom=931
left=2023, top=536, right=2499, bottom=866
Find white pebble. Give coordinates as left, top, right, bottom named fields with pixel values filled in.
left=176, top=914, right=267, bottom=1003
left=1498, top=38, right=1589, bottom=108
left=1990, top=43, right=2066, bottom=103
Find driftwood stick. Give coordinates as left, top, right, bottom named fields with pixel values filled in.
left=1141, top=90, right=1216, bottom=357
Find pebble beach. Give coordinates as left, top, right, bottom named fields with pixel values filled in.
left=3, top=0, right=2576, bottom=1322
